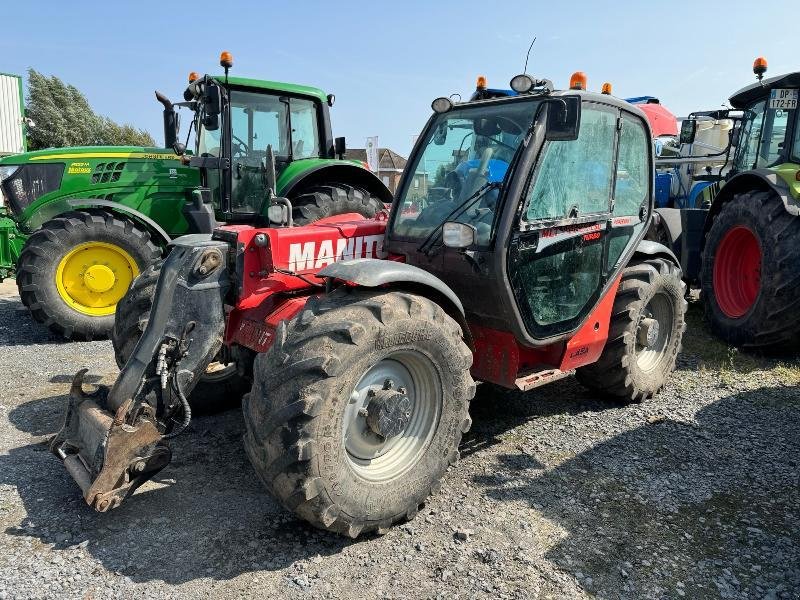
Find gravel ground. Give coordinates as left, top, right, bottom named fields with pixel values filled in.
left=0, top=278, right=798, bottom=599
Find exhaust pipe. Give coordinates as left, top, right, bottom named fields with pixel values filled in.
left=50, top=235, right=231, bottom=511
left=155, top=91, right=178, bottom=149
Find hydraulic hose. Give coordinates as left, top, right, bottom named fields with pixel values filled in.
left=163, top=373, right=192, bottom=439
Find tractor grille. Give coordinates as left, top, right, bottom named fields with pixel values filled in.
left=91, top=162, right=126, bottom=184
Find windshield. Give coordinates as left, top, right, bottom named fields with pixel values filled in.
left=197, top=90, right=321, bottom=161
left=735, top=100, right=792, bottom=170
left=391, top=99, right=539, bottom=246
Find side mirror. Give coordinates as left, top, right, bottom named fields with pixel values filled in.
left=172, top=141, right=187, bottom=156
left=203, top=83, right=222, bottom=115
left=442, top=222, right=476, bottom=249
left=729, top=123, right=741, bottom=148
left=679, top=119, right=697, bottom=145
left=202, top=82, right=222, bottom=131
left=335, top=136, right=346, bottom=159
left=545, top=95, right=581, bottom=141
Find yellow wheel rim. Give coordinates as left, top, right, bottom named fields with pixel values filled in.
left=55, top=242, right=140, bottom=316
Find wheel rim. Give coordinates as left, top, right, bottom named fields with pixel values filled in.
left=343, top=351, right=442, bottom=483
left=55, top=242, right=139, bottom=316
left=635, top=292, right=674, bottom=372
left=712, top=225, right=761, bottom=318
left=203, top=360, right=237, bottom=382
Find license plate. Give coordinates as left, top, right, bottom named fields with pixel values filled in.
left=769, top=88, right=798, bottom=110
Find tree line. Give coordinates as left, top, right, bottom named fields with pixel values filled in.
left=25, top=69, right=156, bottom=150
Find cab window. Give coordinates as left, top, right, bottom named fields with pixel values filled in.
left=757, top=107, right=790, bottom=167
left=737, top=100, right=766, bottom=170
left=613, top=114, right=649, bottom=216
left=523, top=104, right=616, bottom=222
left=608, top=113, right=650, bottom=269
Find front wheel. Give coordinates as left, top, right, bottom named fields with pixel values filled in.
left=243, top=289, right=475, bottom=537
left=576, top=257, right=687, bottom=402
left=16, top=211, right=160, bottom=340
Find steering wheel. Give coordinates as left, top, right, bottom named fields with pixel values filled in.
left=231, top=134, right=248, bottom=160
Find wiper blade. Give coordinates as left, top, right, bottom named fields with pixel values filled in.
left=417, top=181, right=501, bottom=255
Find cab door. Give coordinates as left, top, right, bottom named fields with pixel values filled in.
left=507, top=103, right=651, bottom=341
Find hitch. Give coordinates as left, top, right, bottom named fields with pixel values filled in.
left=51, top=370, right=170, bottom=511
left=50, top=235, right=230, bottom=511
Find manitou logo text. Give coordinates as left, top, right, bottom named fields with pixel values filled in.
left=288, top=234, right=386, bottom=271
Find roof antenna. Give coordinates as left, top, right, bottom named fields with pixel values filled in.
left=523, top=36, right=537, bottom=74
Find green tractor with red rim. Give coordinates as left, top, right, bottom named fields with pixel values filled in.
left=0, top=53, right=390, bottom=340
left=652, top=58, right=800, bottom=351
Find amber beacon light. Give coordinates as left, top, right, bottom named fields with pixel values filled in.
left=569, top=71, right=587, bottom=91
left=753, top=56, right=768, bottom=81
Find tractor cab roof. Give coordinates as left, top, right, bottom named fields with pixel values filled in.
left=210, top=75, right=329, bottom=104
left=729, top=72, right=800, bottom=108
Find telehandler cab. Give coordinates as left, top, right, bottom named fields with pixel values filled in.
left=51, top=71, right=686, bottom=537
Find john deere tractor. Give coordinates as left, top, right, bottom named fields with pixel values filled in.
left=649, top=58, right=800, bottom=351
left=0, top=52, right=390, bottom=340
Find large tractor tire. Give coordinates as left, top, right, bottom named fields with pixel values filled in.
left=576, top=256, right=687, bottom=402
left=16, top=210, right=160, bottom=340
left=112, top=261, right=249, bottom=415
left=243, top=289, right=475, bottom=537
left=701, top=191, right=800, bottom=351
left=291, top=182, right=386, bottom=225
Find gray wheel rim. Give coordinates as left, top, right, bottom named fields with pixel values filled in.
left=343, top=351, right=442, bottom=482
left=635, top=292, right=674, bottom=372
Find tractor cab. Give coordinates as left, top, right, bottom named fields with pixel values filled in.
left=165, top=52, right=389, bottom=229
left=728, top=70, right=800, bottom=174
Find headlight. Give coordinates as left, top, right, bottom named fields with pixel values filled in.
left=0, top=166, right=20, bottom=208
left=0, top=165, right=20, bottom=181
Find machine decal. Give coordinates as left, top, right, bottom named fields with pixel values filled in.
left=67, top=162, right=91, bottom=175
left=287, top=234, right=386, bottom=272
left=537, top=221, right=606, bottom=251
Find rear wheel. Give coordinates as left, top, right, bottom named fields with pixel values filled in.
left=701, top=191, right=800, bottom=351
left=243, top=289, right=475, bottom=537
left=16, top=211, right=160, bottom=340
left=291, top=182, right=386, bottom=225
left=576, top=257, right=686, bottom=402
left=112, top=261, right=248, bottom=414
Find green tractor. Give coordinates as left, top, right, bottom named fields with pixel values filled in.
left=652, top=58, right=800, bottom=351
left=0, top=52, right=390, bottom=340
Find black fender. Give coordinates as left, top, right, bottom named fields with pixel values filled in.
left=318, top=258, right=473, bottom=347
left=706, top=170, right=799, bottom=236
left=66, top=198, right=172, bottom=246
left=633, top=240, right=680, bottom=269
left=280, top=163, right=393, bottom=204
